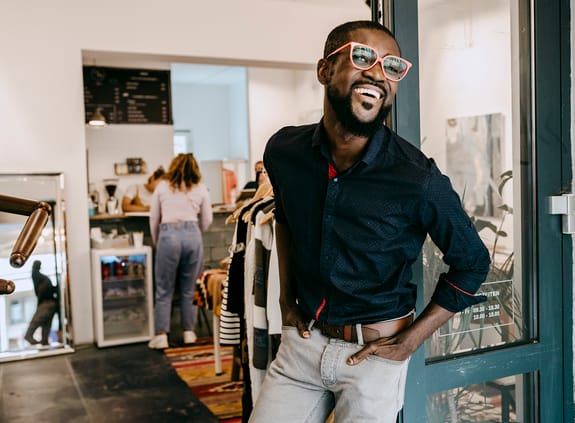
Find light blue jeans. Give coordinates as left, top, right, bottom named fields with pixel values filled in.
left=153, top=221, right=203, bottom=334
left=249, top=326, right=409, bottom=423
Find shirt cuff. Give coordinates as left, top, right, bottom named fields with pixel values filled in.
left=431, top=273, right=487, bottom=313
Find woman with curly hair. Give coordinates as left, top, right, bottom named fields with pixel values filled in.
left=148, top=153, right=213, bottom=349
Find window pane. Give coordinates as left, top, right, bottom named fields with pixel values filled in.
left=418, top=0, right=531, bottom=358
left=427, top=374, right=532, bottom=422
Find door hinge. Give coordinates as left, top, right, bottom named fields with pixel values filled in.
left=549, top=193, right=575, bottom=234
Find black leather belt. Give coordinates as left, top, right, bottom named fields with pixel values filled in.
left=314, top=314, right=414, bottom=344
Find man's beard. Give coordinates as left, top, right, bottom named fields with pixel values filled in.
left=327, top=85, right=391, bottom=138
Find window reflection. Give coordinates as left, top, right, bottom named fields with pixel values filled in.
left=418, top=0, right=528, bottom=358
left=0, top=174, right=72, bottom=361
left=427, top=375, right=522, bottom=423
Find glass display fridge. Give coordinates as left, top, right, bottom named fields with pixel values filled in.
left=91, top=246, right=154, bottom=347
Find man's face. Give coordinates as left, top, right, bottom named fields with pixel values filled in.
left=320, top=29, right=401, bottom=137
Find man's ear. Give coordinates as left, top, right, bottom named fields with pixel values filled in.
left=317, top=58, right=330, bottom=85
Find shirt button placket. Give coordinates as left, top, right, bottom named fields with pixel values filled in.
left=320, top=177, right=339, bottom=278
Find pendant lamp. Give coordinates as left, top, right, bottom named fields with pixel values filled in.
left=88, top=107, right=107, bottom=127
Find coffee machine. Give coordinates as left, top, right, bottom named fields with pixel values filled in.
left=103, top=178, right=119, bottom=214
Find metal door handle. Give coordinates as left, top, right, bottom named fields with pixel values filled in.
left=549, top=193, right=575, bottom=234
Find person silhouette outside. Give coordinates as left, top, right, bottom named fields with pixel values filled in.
left=25, top=260, right=59, bottom=347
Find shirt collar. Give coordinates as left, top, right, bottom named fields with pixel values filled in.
left=311, top=119, right=326, bottom=148
left=312, top=118, right=389, bottom=166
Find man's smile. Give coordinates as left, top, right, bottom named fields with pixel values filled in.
left=354, top=86, right=383, bottom=100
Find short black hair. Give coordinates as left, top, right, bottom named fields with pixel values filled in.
left=323, top=20, right=398, bottom=58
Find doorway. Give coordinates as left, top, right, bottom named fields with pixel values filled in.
left=390, top=0, right=572, bottom=421
left=83, top=52, right=320, bottom=208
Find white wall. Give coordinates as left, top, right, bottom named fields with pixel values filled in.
left=246, top=67, right=322, bottom=179
left=86, top=125, right=174, bottom=208
left=229, top=71, right=250, bottom=161
left=0, top=0, right=368, bottom=344
left=173, top=83, right=235, bottom=159
left=170, top=64, right=250, bottom=162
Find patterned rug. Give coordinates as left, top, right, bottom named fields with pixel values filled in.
left=164, top=339, right=243, bottom=422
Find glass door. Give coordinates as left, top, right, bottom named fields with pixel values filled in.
left=389, top=0, right=571, bottom=421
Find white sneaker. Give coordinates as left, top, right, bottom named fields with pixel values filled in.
left=183, top=330, right=197, bottom=344
left=148, top=333, right=168, bottom=349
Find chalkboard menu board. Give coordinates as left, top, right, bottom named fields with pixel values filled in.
left=83, top=66, right=173, bottom=124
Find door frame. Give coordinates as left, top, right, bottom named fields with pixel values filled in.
left=386, top=0, right=573, bottom=421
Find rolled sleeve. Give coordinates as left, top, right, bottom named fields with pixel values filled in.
left=422, top=166, right=491, bottom=313
left=431, top=273, right=488, bottom=313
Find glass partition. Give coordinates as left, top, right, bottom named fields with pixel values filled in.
left=0, top=173, right=73, bottom=361
left=418, top=0, right=531, bottom=359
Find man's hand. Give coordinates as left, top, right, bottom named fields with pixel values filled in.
left=282, top=305, right=312, bottom=339
left=347, top=331, right=417, bottom=365
left=347, top=303, right=454, bottom=365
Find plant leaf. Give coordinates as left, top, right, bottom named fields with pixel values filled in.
left=498, top=204, right=513, bottom=214
left=473, top=219, right=498, bottom=233
left=498, top=170, right=513, bottom=195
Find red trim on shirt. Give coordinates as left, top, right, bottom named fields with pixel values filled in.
left=443, top=277, right=476, bottom=297
left=328, top=163, right=338, bottom=180
left=315, top=298, right=327, bottom=320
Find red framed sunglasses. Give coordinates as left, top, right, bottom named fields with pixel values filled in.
left=326, top=41, right=412, bottom=82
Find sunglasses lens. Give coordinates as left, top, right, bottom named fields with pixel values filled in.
left=351, top=45, right=377, bottom=69
left=383, top=56, right=409, bottom=81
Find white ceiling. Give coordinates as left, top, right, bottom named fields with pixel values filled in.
left=86, top=0, right=369, bottom=87
left=273, top=0, right=366, bottom=7
left=171, top=0, right=369, bottom=85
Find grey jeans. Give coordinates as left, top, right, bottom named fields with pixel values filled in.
left=153, top=221, right=203, bottom=334
left=249, top=325, right=409, bottom=423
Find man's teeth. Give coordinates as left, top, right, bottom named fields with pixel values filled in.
left=355, top=87, right=382, bottom=99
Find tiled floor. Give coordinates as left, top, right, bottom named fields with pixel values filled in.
left=0, top=309, right=219, bottom=423
left=0, top=342, right=219, bottom=423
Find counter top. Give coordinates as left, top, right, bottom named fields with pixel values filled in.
left=90, top=213, right=146, bottom=221
left=90, top=206, right=234, bottom=221
left=212, top=205, right=236, bottom=214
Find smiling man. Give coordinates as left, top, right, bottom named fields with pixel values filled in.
left=249, top=21, right=490, bottom=423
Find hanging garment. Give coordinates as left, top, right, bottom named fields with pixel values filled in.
left=243, top=199, right=279, bottom=402
left=219, top=204, right=252, bottom=345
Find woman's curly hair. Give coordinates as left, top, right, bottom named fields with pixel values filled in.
left=165, top=153, right=201, bottom=190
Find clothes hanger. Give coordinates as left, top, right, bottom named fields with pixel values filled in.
left=259, top=207, right=275, bottom=225
left=242, top=190, right=274, bottom=223
left=225, top=180, right=273, bottom=224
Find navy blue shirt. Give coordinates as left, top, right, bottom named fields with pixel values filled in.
left=264, top=121, right=490, bottom=325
